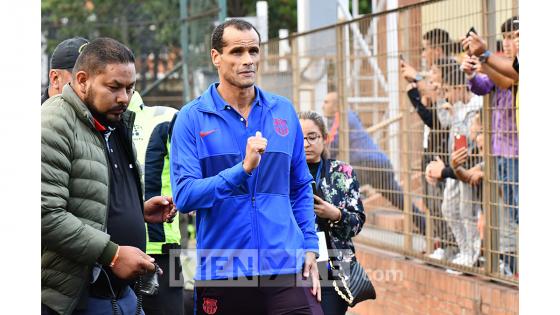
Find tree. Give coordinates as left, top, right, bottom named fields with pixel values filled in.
left=267, top=0, right=297, bottom=39
left=41, top=0, right=182, bottom=56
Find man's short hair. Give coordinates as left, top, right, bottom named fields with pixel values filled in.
left=73, top=37, right=135, bottom=76
left=211, top=19, right=261, bottom=53
left=434, top=58, right=458, bottom=82
left=423, top=28, right=454, bottom=55
left=443, top=64, right=467, bottom=87
left=501, top=16, right=519, bottom=34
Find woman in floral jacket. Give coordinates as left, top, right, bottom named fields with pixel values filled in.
left=298, top=111, right=366, bottom=315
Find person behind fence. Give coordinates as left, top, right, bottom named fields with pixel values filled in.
left=400, top=28, right=460, bottom=94
left=298, top=111, right=366, bottom=315
left=421, top=28, right=461, bottom=72
left=41, top=37, right=177, bottom=315
left=169, top=19, right=323, bottom=315
left=401, top=58, right=459, bottom=260
left=434, top=66, right=483, bottom=269
left=449, top=109, right=484, bottom=250
left=462, top=16, right=519, bottom=131
left=322, top=91, right=425, bottom=234
left=406, top=28, right=463, bottom=208
left=128, top=91, right=185, bottom=315
left=461, top=17, right=519, bottom=276
left=451, top=110, right=485, bottom=188
left=41, top=36, right=89, bottom=105
left=462, top=26, right=518, bottom=84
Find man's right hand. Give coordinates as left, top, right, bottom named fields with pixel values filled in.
left=461, top=55, right=480, bottom=76
left=400, top=60, right=418, bottom=83
left=450, top=147, right=468, bottom=169
left=110, top=246, right=156, bottom=280
left=425, top=156, right=445, bottom=186
left=462, top=32, right=487, bottom=57
left=243, top=131, right=268, bottom=173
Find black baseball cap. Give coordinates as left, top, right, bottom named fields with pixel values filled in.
left=50, top=37, right=89, bottom=70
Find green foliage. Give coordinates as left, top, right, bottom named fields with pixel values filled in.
left=349, top=0, right=372, bottom=14
left=267, top=0, right=297, bottom=40
left=41, top=0, right=183, bottom=56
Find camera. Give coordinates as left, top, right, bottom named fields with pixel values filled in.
left=135, top=263, right=161, bottom=296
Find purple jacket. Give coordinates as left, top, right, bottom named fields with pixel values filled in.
left=468, top=73, right=518, bottom=157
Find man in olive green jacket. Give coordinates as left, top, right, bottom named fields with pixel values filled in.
left=41, top=38, right=176, bottom=315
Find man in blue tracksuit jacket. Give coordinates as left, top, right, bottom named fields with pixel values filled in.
left=170, top=19, right=322, bottom=314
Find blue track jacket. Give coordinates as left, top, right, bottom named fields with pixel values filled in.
left=170, top=83, right=318, bottom=280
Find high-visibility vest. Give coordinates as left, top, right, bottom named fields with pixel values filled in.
left=129, top=92, right=181, bottom=255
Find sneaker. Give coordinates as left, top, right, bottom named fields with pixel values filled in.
left=452, top=253, right=474, bottom=267
left=499, top=260, right=513, bottom=277
left=428, top=248, right=445, bottom=260
left=445, top=268, right=463, bottom=275
left=445, top=254, right=468, bottom=275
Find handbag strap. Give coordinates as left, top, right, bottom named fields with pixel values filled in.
left=328, top=259, right=355, bottom=305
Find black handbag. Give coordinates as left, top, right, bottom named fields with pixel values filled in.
left=328, top=257, right=376, bottom=307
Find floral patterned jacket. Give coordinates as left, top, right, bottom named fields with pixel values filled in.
left=316, top=159, right=366, bottom=263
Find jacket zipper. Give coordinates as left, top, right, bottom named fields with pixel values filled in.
left=198, top=104, right=271, bottom=275
left=252, top=165, right=261, bottom=274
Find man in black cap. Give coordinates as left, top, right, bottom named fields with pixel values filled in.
left=41, top=36, right=89, bottom=105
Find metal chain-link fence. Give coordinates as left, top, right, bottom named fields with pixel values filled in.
left=258, top=0, right=519, bottom=285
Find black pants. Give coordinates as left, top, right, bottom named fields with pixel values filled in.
left=41, top=304, right=56, bottom=315
left=142, top=254, right=184, bottom=315
left=319, top=285, right=347, bottom=315
left=184, top=289, right=195, bottom=315
left=195, top=274, right=323, bottom=315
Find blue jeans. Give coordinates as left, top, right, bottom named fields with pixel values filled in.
left=73, top=286, right=145, bottom=315
left=496, top=157, right=519, bottom=224
left=496, top=157, right=518, bottom=273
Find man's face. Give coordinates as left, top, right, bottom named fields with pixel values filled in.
left=422, top=39, right=436, bottom=68
left=322, top=92, right=338, bottom=118
left=469, top=113, right=482, bottom=142
left=81, top=63, right=136, bottom=124
left=421, top=65, right=443, bottom=104
left=502, top=32, right=518, bottom=59
left=444, top=84, right=467, bottom=104
left=212, top=26, right=260, bottom=89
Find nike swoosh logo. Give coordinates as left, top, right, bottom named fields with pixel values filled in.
left=199, top=129, right=217, bottom=138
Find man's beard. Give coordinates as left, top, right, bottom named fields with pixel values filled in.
left=84, top=87, right=120, bottom=128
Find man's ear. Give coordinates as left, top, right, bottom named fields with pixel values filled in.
left=210, top=49, right=221, bottom=68
left=75, top=70, right=89, bottom=94
left=48, top=70, right=59, bottom=89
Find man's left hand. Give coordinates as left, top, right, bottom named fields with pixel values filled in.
left=468, top=168, right=484, bottom=186
left=144, top=196, right=177, bottom=224
left=303, top=251, right=321, bottom=302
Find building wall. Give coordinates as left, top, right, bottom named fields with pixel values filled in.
left=348, top=243, right=519, bottom=315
